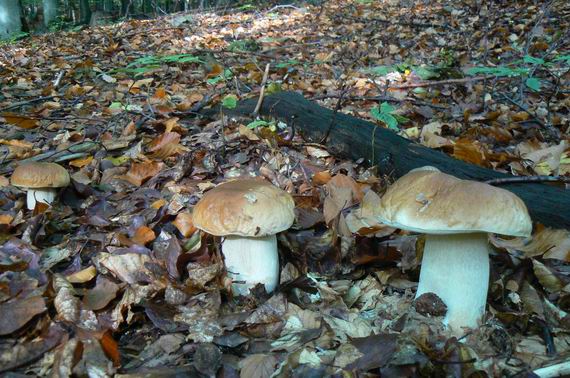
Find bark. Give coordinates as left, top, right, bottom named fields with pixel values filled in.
left=43, top=0, right=57, bottom=27
left=79, top=0, right=91, bottom=24
left=0, top=0, right=23, bottom=39
left=208, top=91, right=570, bottom=229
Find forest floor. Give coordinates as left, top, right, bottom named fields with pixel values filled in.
left=0, top=0, right=569, bottom=376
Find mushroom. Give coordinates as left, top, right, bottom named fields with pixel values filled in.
left=376, top=166, right=531, bottom=335
left=11, top=162, right=70, bottom=210
left=193, top=178, right=295, bottom=296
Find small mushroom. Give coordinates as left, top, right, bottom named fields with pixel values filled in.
left=193, top=178, right=295, bottom=296
left=11, top=162, right=70, bottom=210
left=376, top=166, right=531, bottom=335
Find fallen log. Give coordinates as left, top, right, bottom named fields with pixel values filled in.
left=206, top=91, right=570, bottom=230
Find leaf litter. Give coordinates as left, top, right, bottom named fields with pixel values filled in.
left=0, top=0, right=569, bottom=376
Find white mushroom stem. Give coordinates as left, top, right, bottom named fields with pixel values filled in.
left=221, top=235, right=279, bottom=296
left=26, top=188, right=58, bottom=210
left=416, top=233, right=490, bottom=335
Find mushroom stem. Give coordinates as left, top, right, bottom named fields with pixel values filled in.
left=222, top=235, right=279, bottom=296
left=416, top=233, right=490, bottom=335
left=26, top=188, right=58, bottom=210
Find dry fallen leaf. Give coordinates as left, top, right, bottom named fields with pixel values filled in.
left=132, top=226, right=156, bottom=245
left=119, top=161, right=164, bottom=186
left=0, top=296, right=47, bottom=335
left=66, top=265, right=97, bottom=283
left=239, top=354, right=278, bottom=378
left=172, top=212, right=196, bottom=237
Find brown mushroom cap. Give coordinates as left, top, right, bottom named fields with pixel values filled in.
left=377, top=166, right=532, bottom=237
left=11, top=162, right=70, bottom=189
left=193, top=178, right=295, bottom=237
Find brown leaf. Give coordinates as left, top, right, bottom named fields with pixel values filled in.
left=312, top=170, right=332, bottom=186
left=148, top=132, right=188, bottom=159
left=0, top=324, right=65, bottom=372
left=100, top=330, right=121, bottom=367
left=172, top=212, right=196, bottom=238
left=120, top=161, right=164, bottom=186
left=132, top=226, right=156, bottom=245
left=2, top=113, right=40, bottom=129
left=239, top=354, right=277, bottom=378
left=0, top=296, right=47, bottom=335
left=83, top=276, right=121, bottom=311
left=452, top=139, right=487, bottom=166
left=69, top=156, right=94, bottom=168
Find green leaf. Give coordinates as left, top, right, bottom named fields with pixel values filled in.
left=109, top=102, right=123, bottom=109
left=394, top=114, right=410, bottom=124
left=523, top=55, right=545, bottom=65
left=266, top=82, right=282, bottom=94
left=466, top=66, right=528, bottom=77
left=553, top=54, right=570, bottom=64
left=275, top=59, right=299, bottom=69
left=370, top=106, right=399, bottom=130
left=366, top=65, right=396, bottom=76
left=222, top=94, right=238, bottom=109
left=525, top=77, right=541, bottom=92
left=247, top=120, right=272, bottom=129
left=413, top=66, right=439, bottom=80
left=380, top=102, right=395, bottom=114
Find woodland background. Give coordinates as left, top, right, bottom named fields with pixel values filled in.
left=0, top=0, right=569, bottom=377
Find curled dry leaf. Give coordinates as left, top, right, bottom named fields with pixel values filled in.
left=532, top=260, right=564, bottom=293
left=0, top=295, right=47, bottom=335
left=54, top=274, right=81, bottom=323
left=98, top=252, right=152, bottom=285
left=66, top=265, right=97, bottom=283
left=148, top=132, right=188, bottom=159
left=491, top=228, right=570, bottom=261
left=100, top=330, right=121, bottom=367
left=119, top=161, right=164, bottom=186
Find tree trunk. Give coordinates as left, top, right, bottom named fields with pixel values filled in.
left=79, top=0, right=91, bottom=24
left=0, top=0, right=23, bottom=39
left=207, top=91, right=570, bottom=229
left=43, top=0, right=57, bottom=27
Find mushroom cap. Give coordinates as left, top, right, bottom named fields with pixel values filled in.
left=11, top=162, right=70, bottom=189
left=377, top=166, right=532, bottom=237
left=193, top=178, right=295, bottom=237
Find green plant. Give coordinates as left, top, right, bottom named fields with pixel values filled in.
left=370, top=102, right=409, bottom=131
left=0, top=32, right=29, bottom=45
left=207, top=69, right=233, bottom=85
left=246, top=119, right=277, bottom=131
left=466, top=54, right=569, bottom=92
left=222, top=94, right=238, bottom=109
left=115, top=54, right=204, bottom=76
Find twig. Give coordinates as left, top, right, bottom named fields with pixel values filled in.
left=499, top=93, right=554, bottom=136
left=265, top=4, right=302, bottom=13
left=388, top=75, right=508, bottom=89
left=533, top=360, right=570, bottom=378
left=310, top=94, right=448, bottom=110
left=319, top=84, right=349, bottom=144
left=252, top=63, right=270, bottom=117
left=485, top=176, right=570, bottom=185
left=0, top=96, right=57, bottom=112
left=53, top=70, right=65, bottom=88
